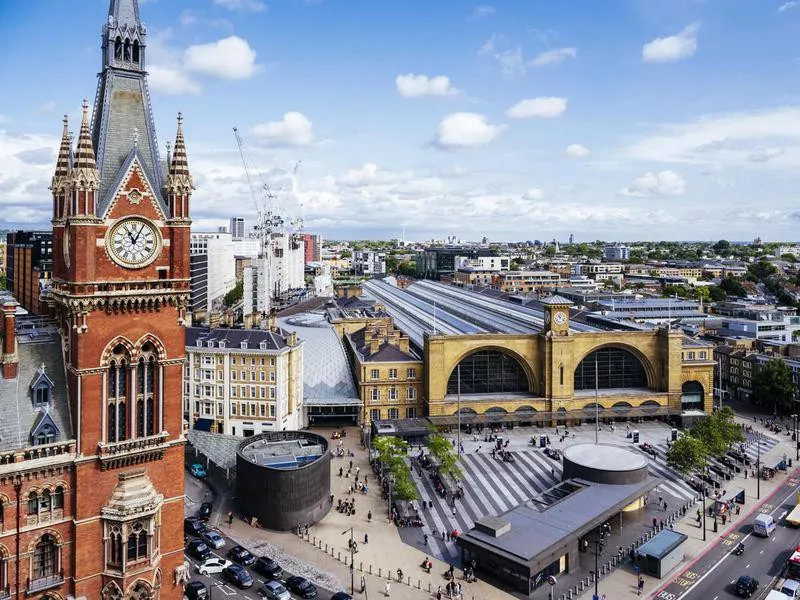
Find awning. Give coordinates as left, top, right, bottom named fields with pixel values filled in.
left=194, top=418, right=214, bottom=432
left=428, top=405, right=680, bottom=426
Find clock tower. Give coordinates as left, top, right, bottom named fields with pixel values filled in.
left=49, top=0, right=191, bottom=598
left=540, top=295, right=572, bottom=336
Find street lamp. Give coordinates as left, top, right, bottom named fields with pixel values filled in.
left=756, top=430, right=761, bottom=500
left=342, top=527, right=356, bottom=595
left=701, top=483, right=707, bottom=542
left=591, top=531, right=607, bottom=600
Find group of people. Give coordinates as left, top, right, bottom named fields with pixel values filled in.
left=437, top=579, right=463, bottom=599
left=336, top=497, right=357, bottom=516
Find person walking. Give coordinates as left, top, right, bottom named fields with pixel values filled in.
left=227, top=511, right=234, bottom=527
left=384, top=581, right=391, bottom=597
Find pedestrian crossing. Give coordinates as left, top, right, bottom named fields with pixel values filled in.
left=410, top=432, right=780, bottom=562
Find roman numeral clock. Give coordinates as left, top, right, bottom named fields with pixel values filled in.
left=106, top=216, right=162, bottom=268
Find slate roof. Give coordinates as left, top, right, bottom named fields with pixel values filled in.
left=0, top=323, right=72, bottom=452
left=538, top=295, right=574, bottom=306
left=278, top=315, right=360, bottom=406
left=186, top=326, right=290, bottom=351
left=346, top=328, right=418, bottom=363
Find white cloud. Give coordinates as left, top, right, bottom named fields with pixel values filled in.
left=523, top=188, right=545, bottom=200
left=530, top=47, right=577, bottom=67
left=621, top=170, right=686, bottom=197
left=506, top=97, right=567, bottom=119
left=179, top=9, right=198, bottom=26
left=433, top=112, right=506, bottom=149
left=34, top=101, right=57, bottom=115
left=467, top=5, right=495, bottom=21
left=213, top=0, right=266, bottom=11
left=253, top=112, right=315, bottom=147
left=566, top=144, right=590, bottom=158
left=395, top=74, right=459, bottom=98
left=778, top=1, right=798, bottom=12
left=619, top=107, right=800, bottom=166
left=184, top=36, right=259, bottom=80
left=748, top=147, right=785, bottom=162
left=642, top=23, right=699, bottom=63
left=148, top=65, right=202, bottom=95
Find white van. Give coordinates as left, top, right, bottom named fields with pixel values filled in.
left=754, top=513, right=777, bottom=537
left=779, top=579, right=800, bottom=599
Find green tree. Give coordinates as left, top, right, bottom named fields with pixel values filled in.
left=748, top=259, right=778, bottom=282
left=544, top=246, right=556, bottom=257
left=224, top=281, right=243, bottom=306
left=691, top=287, right=711, bottom=302
left=753, top=357, right=795, bottom=415
left=708, top=285, right=727, bottom=302
left=0, top=272, right=6, bottom=291
left=719, top=277, right=747, bottom=298
left=427, top=432, right=463, bottom=480
left=339, top=250, right=353, bottom=258
left=373, top=436, right=417, bottom=501
left=782, top=253, right=797, bottom=263
left=691, top=406, right=745, bottom=458
left=663, top=284, right=689, bottom=298
left=713, top=240, right=731, bottom=254
left=666, top=434, right=707, bottom=475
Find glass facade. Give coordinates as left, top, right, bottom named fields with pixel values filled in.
left=447, top=351, right=529, bottom=395
left=681, top=381, right=704, bottom=411
left=574, top=347, right=646, bottom=391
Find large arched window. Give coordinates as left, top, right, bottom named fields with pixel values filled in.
left=681, top=381, right=704, bottom=412
left=107, top=345, right=131, bottom=443
left=33, top=534, right=57, bottom=579
left=447, top=350, right=530, bottom=395
left=574, top=347, right=647, bottom=391
left=135, top=345, right=159, bottom=438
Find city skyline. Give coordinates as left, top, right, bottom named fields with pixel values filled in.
left=1, top=0, right=800, bottom=241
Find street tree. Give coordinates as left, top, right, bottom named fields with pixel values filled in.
left=719, top=277, right=747, bottom=298
left=691, top=406, right=745, bottom=457
left=373, top=436, right=417, bottom=501
left=753, top=357, right=795, bottom=415
left=666, top=434, right=707, bottom=475
left=427, top=432, right=463, bottom=480
left=713, top=240, right=731, bottom=254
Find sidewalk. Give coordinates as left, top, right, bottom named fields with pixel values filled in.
left=576, top=415, right=798, bottom=600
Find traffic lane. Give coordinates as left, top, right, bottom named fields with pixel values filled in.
left=666, top=483, right=800, bottom=600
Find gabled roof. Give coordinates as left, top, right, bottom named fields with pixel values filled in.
left=98, top=147, right=166, bottom=220
left=30, top=410, right=60, bottom=442
left=30, top=363, right=55, bottom=390
left=539, top=295, right=574, bottom=306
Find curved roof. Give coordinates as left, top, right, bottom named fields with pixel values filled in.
left=278, top=315, right=360, bottom=406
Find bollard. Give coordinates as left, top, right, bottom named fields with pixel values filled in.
left=338, top=552, right=341, bottom=561
left=325, top=543, right=328, bottom=552
left=428, top=583, right=431, bottom=593
left=407, top=577, right=411, bottom=586
left=378, top=568, right=382, bottom=577
left=417, top=579, right=421, bottom=589
left=345, top=556, right=349, bottom=566
left=360, top=561, right=363, bottom=572
left=580, top=581, right=585, bottom=591
left=569, top=590, right=573, bottom=599
left=313, top=536, right=316, bottom=545
left=370, top=565, right=373, bottom=575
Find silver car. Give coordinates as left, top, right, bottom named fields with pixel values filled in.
left=201, top=530, right=226, bottom=550
left=260, top=580, right=291, bottom=600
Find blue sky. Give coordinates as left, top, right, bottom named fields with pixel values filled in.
left=1, top=0, right=800, bottom=242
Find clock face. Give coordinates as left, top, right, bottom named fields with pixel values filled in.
left=554, top=311, right=567, bottom=326
left=107, top=217, right=161, bottom=268
left=544, top=310, right=551, bottom=324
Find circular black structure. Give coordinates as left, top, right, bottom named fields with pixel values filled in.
left=236, top=431, right=331, bottom=531
left=562, top=443, right=649, bottom=485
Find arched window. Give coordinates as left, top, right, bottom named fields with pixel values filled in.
left=136, top=399, right=145, bottom=438
left=146, top=398, right=154, bottom=436
left=127, top=531, right=148, bottom=562
left=681, top=381, right=704, bottom=412
left=35, top=386, right=50, bottom=406
left=114, top=36, right=122, bottom=60
left=132, top=40, right=140, bottom=64
left=107, top=346, right=131, bottom=442
left=146, top=357, right=155, bottom=393
left=53, top=487, right=64, bottom=510
left=446, top=351, right=530, bottom=395
left=117, top=401, right=126, bottom=441
left=40, top=489, right=51, bottom=512
left=27, top=492, right=37, bottom=515
left=33, top=534, right=57, bottom=579
left=135, top=345, right=159, bottom=438
left=123, top=39, right=131, bottom=62
left=574, top=347, right=647, bottom=391
left=109, top=532, right=122, bottom=566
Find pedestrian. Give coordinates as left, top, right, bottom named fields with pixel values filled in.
left=424, top=533, right=428, bottom=545
left=452, top=505, right=457, bottom=517
left=368, top=510, right=372, bottom=522
left=638, top=578, right=644, bottom=596
left=364, top=533, right=369, bottom=544
left=384, top=581, right=391, bottom=597
left=227, top=511, right=234, bottom=527
left=350, top=460, right=353, bottom=469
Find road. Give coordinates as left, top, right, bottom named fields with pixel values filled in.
left=655, top=473, right=800, bottom=600
left=185, top=473, right=350, bottom=600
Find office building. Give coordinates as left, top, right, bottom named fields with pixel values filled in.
left=5, top=230, right=53, bottom=315
left=604, top=243, right=630, bottom=261
left=302, top=232, right=323, bottom=263
left=230, top=217, right=246, bottom=239
left=189, top=232, right=236, bottom=313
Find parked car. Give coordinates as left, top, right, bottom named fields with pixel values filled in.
left=184, top=517, right=207, bottom=537
left=198, top=502, right=213, bottom=520
left=222, top=564, right=254, bottom=589
left=184, top=581, right=208, bottom=600
left=197, top=557, right=232, bottom=576
left=228, top=545, right=256, bottom=566
left=254, top=555, right=283, bottom=579
left=330, top=593, right=354, bottom=600
left=735, top=575, right=759, bottom=598
left=202, top=530, right=226, bottom=550
left=259, top=580, right=291, bottom=600
left=190, top=463, right=207, bottom=478
left=286, top=576, right=317, bottom=599
left=186, top=539, right=211, bottom=561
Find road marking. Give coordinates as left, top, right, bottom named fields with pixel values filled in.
left=746, top=563, right=751, bottom=568
left=760, top=550, right=765, bottom=554
left=781, top=511, right=788, bottom=520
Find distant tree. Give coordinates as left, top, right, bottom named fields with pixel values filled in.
left=747, top=259, right=778, bottom=282
left=386, top=256, right=399, bottom=273
left=692, top=286, right=711, bottom=302
left=719, top=276, right=747, bottom=298
left=782, top=253, right=797, bottom=263
left=753, top=357, right=795, bottom=415
left=339, top=250, right=353, bottom=258
left=396, top=261, right=416, bottom=277
left=691, top=406, right=745, bottom=458
left=544, top=246, right=556, bottom=257
left=666, top=434, right=707, bottom=475
left=713, top=240, right=731, bottom=254
left=663, top=284, right=689, bottom=298
left=224, top=281, right=243, bottom=307
left=510, top=259, right=524, bottom=270
left=708, top=285, right=727, bottom=302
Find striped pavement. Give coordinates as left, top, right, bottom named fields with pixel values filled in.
left=410, top=432, right=779, bottom=562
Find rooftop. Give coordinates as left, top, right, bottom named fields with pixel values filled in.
left=186, top=326, right=292, bottom=351
left=563, top=443, right=648, bottom=472
left=638, top=529, right=688, bottom=559
left=238, top=431, right=328, bottom=470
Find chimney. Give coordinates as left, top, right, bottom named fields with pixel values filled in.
left=399, top=337, right=409, bottom=353
left=268, top=309, right=277, bottom=331
left=369, top=339, right=381, bottom=355
left=2, top=301, right=19, bottom=380
left=287, top=331, right=297, bottom=346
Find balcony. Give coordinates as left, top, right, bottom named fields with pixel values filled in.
left=26, top=572, right=64, bottom=595
left=97, top=432, right=170, bottom=471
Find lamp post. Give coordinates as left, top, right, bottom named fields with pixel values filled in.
left=457, top=364, right=462, bottom=455
left=756, top=430, right=761, bottom=500
left=591, top=531, right=606, bottom=600
left=342, top=527, right=355, bottom=595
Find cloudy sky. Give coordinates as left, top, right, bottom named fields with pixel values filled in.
left=1, top=0, right=800, bottom=242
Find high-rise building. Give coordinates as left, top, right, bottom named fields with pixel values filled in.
left=352, top=250, right=386, bottom=277
left=230, top=217, right=246, bottom=239
left=242, top=233, right=306, bottom=318
left=190, top=232, right=236, bottom=313
left=604, top=243, right=630, bottom=261
left=302, top=232, right=322, bottom=262
left=5, top=230, right=53, bottom=314
left=0, top=2, right=189, bottom=598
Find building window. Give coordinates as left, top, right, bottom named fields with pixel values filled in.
left=406, top=407, right=417, bottom=418
left=371, top=388, right=380, bottom=402
left=231, top=386, right=237, bottom=397
left=270, top=405, right=276, bottom=418
left=574, top=348, right=647, bottom=391
left=108, top=529, right=123, bottom=567
left=389, top=369, right=398, bottom=379
left=388, top=408, right=399, bottom=420
left=53, top=486, right=64, bottom=510
left=370, top=369, right=379, bottom=379
left=389, top=387, right=398, bottom=400
left=127, top=523, right=148, bottom=563
left=35, top=425, right=57, bottom=446
left=407, top=387, right=415, bottom=400
left=261, top=372, right=266, bottom=381
left=370, top=409, right=381, bottom=422
left=260, top=405, right=266, bottom=417
left=106, top=345, right=130, bottom=443
left=688, top=351, right=696, bottom=360
left=447, top=350, right=529, bottom=395
left=260, top=387, right=266, bottom=398
left=406, top=368, right=416, bottom=379
left=269, top=387, right=276, bottom=399
left=230, top=403, right=237, bottom=415
left=700, top=351, right=707, bottom=359
left=33, top=534, right=58, bottom=580
left=270, top=372, right=275, bottom=382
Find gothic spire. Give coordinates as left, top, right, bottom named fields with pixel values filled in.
left=52, top=115, right=72, bottom=184
left=164, top=113, right=193, bottom=220
left=108, top=0, right=141, bottom=27
left=169, top=113, right=190, bottom=179
left=74, top=100, right=97, bottom=170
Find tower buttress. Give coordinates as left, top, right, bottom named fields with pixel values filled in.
left=51, top=115, right=72, bottom=222
left=69, top=100, right=100, bottom=217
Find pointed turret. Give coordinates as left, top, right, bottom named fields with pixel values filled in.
left=50, top=115, right=72, bottom=221
left=164, top=112, right=193, bottom=220
left=69, top=100, right=100, bottom=217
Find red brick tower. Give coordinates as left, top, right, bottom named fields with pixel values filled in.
left=48, top=0, right=191, bottom=597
